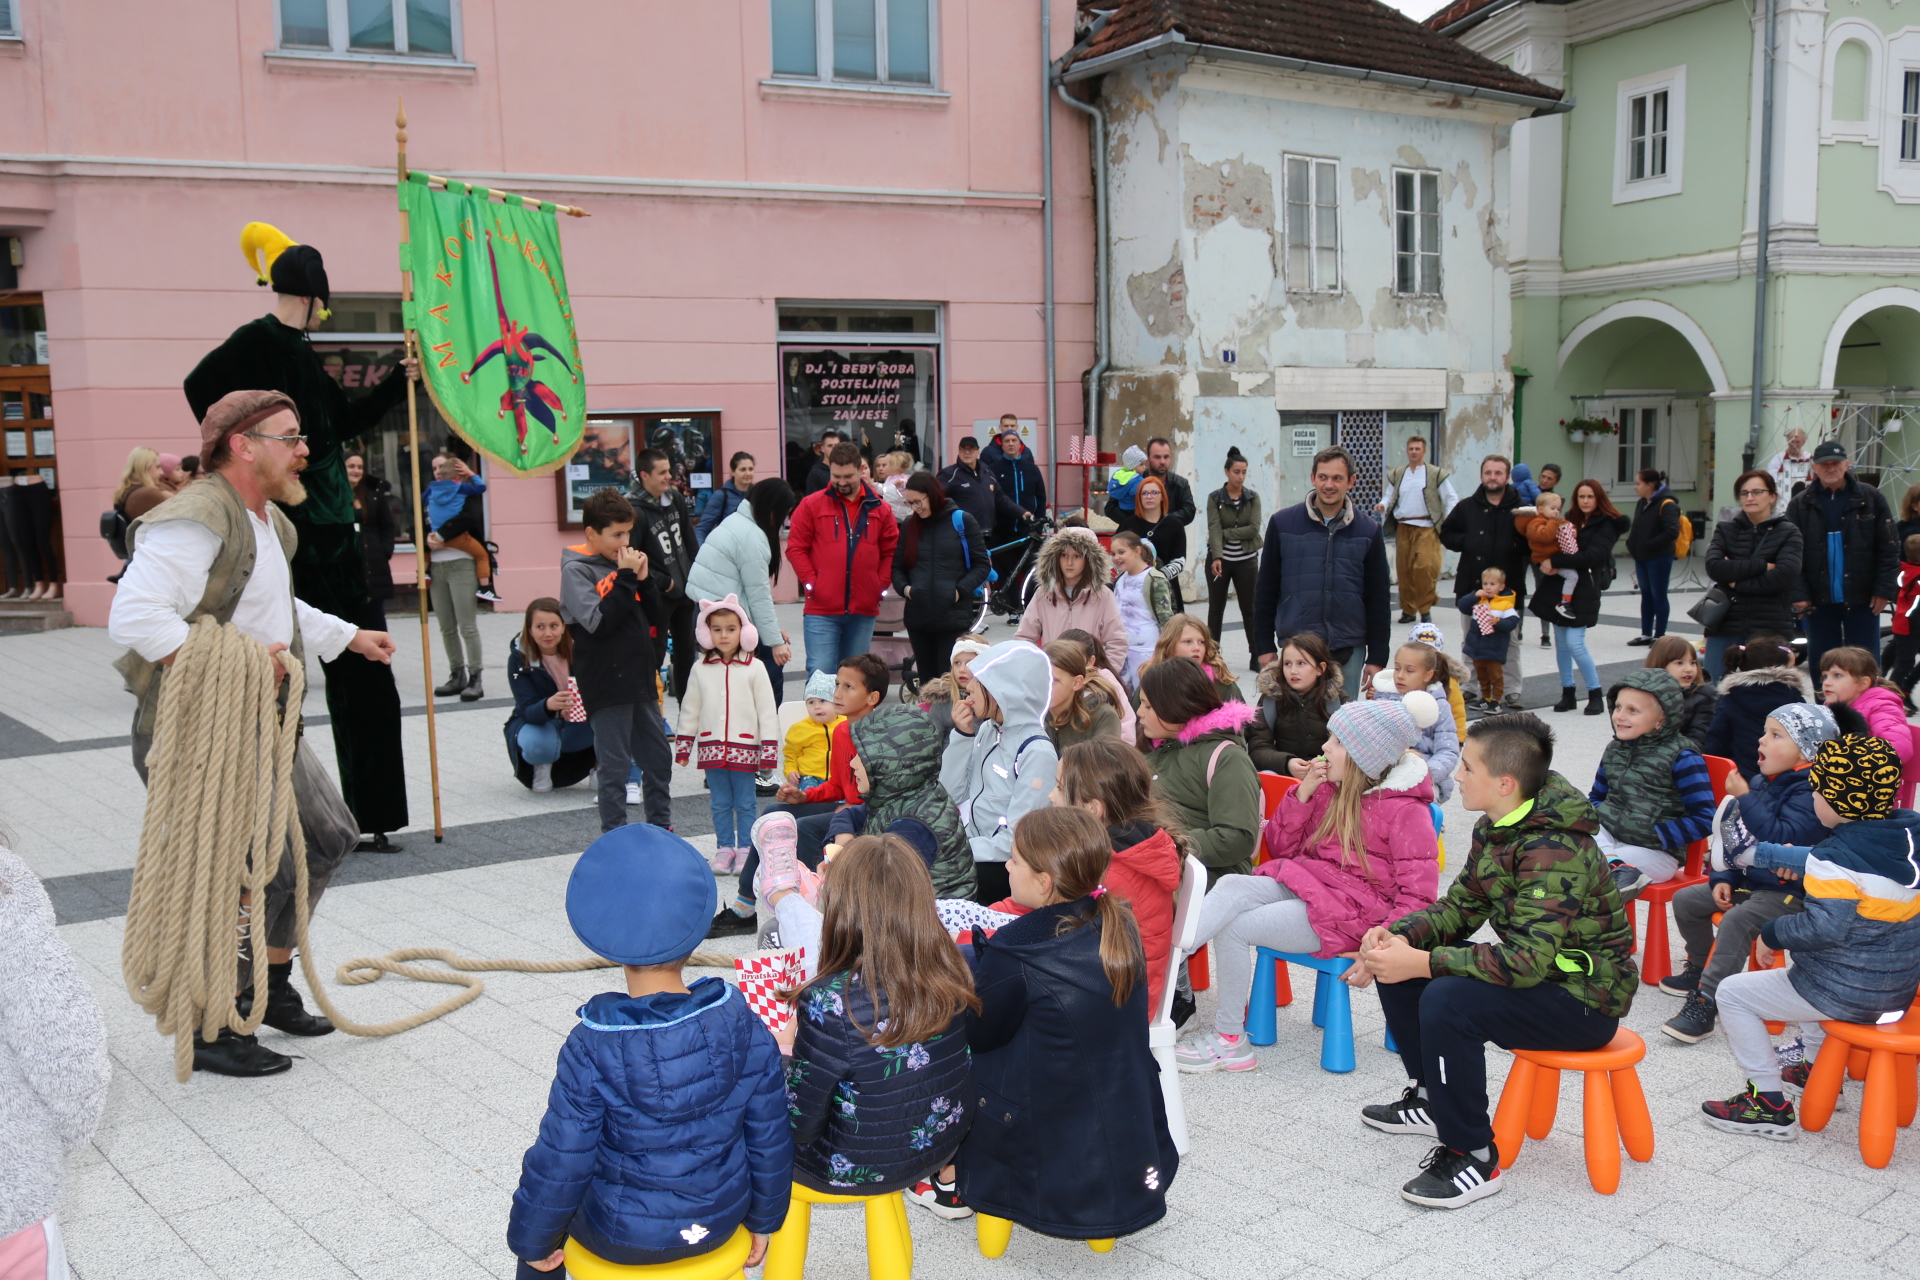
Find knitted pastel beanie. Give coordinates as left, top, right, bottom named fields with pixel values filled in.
left=1328, top=690, right=1440, bottom=779
left=1766, top=702, right=1837, bottom=766
left=804, top=669, right=837, bottom=702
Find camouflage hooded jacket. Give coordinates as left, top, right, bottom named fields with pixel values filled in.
left=1389, top=771, right=1638, bottom=1018
left=849, top=707, right=976, bottom=900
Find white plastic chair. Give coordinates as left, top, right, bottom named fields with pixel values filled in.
left=1148, top=854, right=1208, bottom=1156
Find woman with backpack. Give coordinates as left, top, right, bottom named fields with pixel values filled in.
left=1626, top=467, right=1686, bottom=646
left=1548, top=479, right=1630, bottom=716
left=893, top=471, right=991, bottom=683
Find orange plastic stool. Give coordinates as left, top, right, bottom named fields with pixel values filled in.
left=1490, top=1028, right=1655, bottom=1194
left=1798, top=1013, right=1920, bottom=1168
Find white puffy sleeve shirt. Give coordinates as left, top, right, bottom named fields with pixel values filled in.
left=107, top=513, right=359, bottom=664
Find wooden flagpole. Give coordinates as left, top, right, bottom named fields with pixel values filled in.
left=397, top=98, right=445, bottom=842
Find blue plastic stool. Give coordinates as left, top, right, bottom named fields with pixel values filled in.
left=1248, top=950, right=1357, bottom=1072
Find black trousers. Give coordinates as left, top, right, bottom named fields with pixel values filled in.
left=590, top=701, right=672, bottom=832
left=1883, top=633, right=1920, bottom=692
left=1206, top=557, right=1258, bottom=642
left=910, top=626, right=966, bottom=684
left=6, top=480, right=57, bottom=582
left=1376, top=975, right=1618, bottom=1153
left=755, top=641, right=785, bottom=706
left=666, top=597, right=699, bottom=701
left=972, top=860, right=1012, bottom=906
left=0, top=487, right=23, bottom=591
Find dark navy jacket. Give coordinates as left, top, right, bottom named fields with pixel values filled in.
left=504, top=638, right=596, bottom=790
left=1761, top=811, right=1920, bottom=1023
left=508, top=979, right=792, bottom=1266
left=1701, top=667, right=1812, bottom=784
left=1251, top=500, right=1390, bottom=665
left=786, top=970, right=972, bottom=1195
left=1714, top=766, right=1824, bottom=894
left=982, top=441, right=1047, bottom=524
left=956, top=899, right=1176, bottom=1240
left=1455, top=591, right=1520, bottom=662
left=694, top=483, right=749, bottom=546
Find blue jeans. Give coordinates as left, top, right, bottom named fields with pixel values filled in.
left=707, top=768, right=761, bottom=848
left=1804, top=601, right=1883, bottom=675
left=517, top=718, right=594, bottom=765
left=1636, top=554, right=1674, bottom=637
left=1703, top=634, right=1739, bottom=682
left=802, top=613, right=878, bottom=676
left=1554, top=626, right=1599, bottom=691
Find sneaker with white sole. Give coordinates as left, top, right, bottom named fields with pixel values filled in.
left=1400, top=1145, right=1502, bottom=1208
left=625, top=781, right=642, bottom=806
left=752, top=812, right=805, bottom=898
left=1361, top=1085, right=1439, bottom=1137
left=1701, top=1083, right=1797, bottom=1141
left=1174, top=1032, right=1257, bottom=1073
left=1709, top=794, right=1756, bottom=872
left=1608, top=860, right=1651, bottom=903
left=905, top=1176, right=972, bottom=1219
left=708, top=847, right=735, bottom=874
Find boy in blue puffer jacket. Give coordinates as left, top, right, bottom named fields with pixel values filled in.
left=508, top=825, right=792, bottom=1277
left=1661, top=702, right=1836, bottom=1044
left=1701, top=727, right=1920, bottom=1140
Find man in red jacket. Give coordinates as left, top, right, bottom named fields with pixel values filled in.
left=786, top=440, right=899, bottom=677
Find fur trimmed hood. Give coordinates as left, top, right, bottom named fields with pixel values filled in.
left=1255, top=660, right=1342, bottom=712
left=1175, top=699, right=1258, bottom=744
left=1717, top=666, right=1814, bottom=697
left=1032, top=527, right=1112, bottom=600
left=1368, top=751, right=1434, bottom=795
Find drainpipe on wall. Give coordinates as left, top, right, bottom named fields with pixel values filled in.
left=1744, top=0, right=1778, bottom=474
left=1512, top=368, right=1531, bottom=463
left=1041, top=0, right=1058, bottom=515
left=1057, top=82, right=1108, bottom=478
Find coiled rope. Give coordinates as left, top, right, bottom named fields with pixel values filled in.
left=123, top=619, right=732, bottom=1082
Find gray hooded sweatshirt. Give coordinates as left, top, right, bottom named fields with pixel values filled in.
left=940, top=640, right=1059, bottom=865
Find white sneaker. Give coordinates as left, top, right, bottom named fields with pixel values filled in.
left=1175, top=1031, right=1257, bottom=1073
left=625, top=782, right=641, bottom=806
left=531, top=764, right=553, bottom=793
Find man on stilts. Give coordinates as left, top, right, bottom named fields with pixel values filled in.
left=110, top=391, right=401, bottom=1076
left=184, top=229, right=414, bottom=852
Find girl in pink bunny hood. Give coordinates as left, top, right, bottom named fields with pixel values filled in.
left=1176, top=693, right=1442, bottom=1073
left=675, top=594, right=781, bottom=871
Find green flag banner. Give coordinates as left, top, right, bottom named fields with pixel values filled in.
left=399, top=174, right=586, bottom=476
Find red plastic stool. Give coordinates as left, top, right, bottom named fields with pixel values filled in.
left=1490, top=1028, right=1655, bottom=1194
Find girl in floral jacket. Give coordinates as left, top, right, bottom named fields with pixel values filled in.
left=782, top=833, right=978, bottom=1197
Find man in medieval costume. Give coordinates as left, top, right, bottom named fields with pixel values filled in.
left=184, top=227, right=413, bottom=851
left=109, top=390, right=399, bottom=1076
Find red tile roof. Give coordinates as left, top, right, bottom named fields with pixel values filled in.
left=1423, top=0, right=1511, bottom=33
left=1067, top=0, right=1560, bottom=102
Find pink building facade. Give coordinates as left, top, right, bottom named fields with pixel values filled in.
left=0, top=0, right=1094, bottom=625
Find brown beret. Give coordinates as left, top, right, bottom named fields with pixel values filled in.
left=200, top=389, right=300, bottom=458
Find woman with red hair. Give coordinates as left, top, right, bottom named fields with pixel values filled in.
left=1547, top=478, right=1629, bottom=714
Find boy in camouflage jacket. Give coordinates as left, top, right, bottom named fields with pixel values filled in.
left=1349, top=714, right=1636, bottom=1209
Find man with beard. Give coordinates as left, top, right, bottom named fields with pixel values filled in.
left=109, top=390, right=399, bottom=1077
left=184, top=235, right=414, bottom=852
left=1440, top=455, right=1530, bottom=709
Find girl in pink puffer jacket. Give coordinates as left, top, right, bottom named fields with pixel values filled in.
left=1174, top=693, right=1442, bottom=1073
left=1817, top=646, right=1916, bottom=769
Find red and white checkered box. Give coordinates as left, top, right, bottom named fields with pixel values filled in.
left=564, top=676, right=588, bottom=723
left=1473, top=602, right=1496, bottom=635
left=734, top=946, right=807, bottom=1034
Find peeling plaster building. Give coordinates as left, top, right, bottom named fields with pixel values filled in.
left=1059, top=0, right=1565, bottom=540
left=1437, top=0, right=1920, bottom=523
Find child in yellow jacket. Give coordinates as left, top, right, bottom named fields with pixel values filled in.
left=783, top=669, right=843, bottom=790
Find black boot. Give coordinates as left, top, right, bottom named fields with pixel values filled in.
left=193, top=1029, right=293, bottom=1077
left=461, top=668, right=485, bottom=702
left=434, top=666, right=468, bottom=697
left=356, top=832, right=403, bottom=853
left=242, top=962, right=335, bottom=1037
left=1554, top=686, right=1577, bottom=713
left=1585, top=689, right=1606, bottom=715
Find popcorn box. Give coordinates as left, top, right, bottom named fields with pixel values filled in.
left=734, top=946, right=807, bottom=1034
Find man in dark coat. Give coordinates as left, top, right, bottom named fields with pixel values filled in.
left=803, top=429, right=843, bottom=496
left=184, top=239, right=412, bottom=847
left=982, top=417, right=1046, bottom=588
left=938, top=436, right=1029, bottom=549
left=1788, top=440, right=1898, bottom=672
left=1441, top=455, right=1530, bottom=708
left=628, top=447, right=701, bottom=699
left=1250, top=446, right=1390, bottom=702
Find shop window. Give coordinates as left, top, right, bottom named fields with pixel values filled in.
left=1613, top=66, right=1685, bottom=203
left=1283, top=155, right=1339, bottom=294
left=279, top=0, right=459, bottom=58
left=0, top=300, right=45, bottom=368
left=780, top=347, right=938, bottom=482
left=770, top=0, right=935, bottom=87
left=1392, top=169, right=1440, bottom=297
left=556, top=413, right=720, bottom=529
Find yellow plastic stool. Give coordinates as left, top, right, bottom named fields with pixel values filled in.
left=564, top=1224, right=751, bottom=1280
left=764, top=1182, right=913, bottom=1280
left=975, top=1214, right=1114, bottom=1258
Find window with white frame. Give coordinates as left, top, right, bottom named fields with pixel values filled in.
left=1392, top=169, right=1440, bottom=297
left=0, top=1, right=14, bottom=36
left=1283, top=156, right=1339, bottom=293
left=1903, top=70, right=1920, bottom=162
left=278, top=0, right=459, bottom=59
left=1613, top=66, right=1685, bottom=203
left=771, top=0, right=934, bottom=87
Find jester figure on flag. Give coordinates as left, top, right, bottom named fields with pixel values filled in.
left=400, top=174, right=587, bottom=476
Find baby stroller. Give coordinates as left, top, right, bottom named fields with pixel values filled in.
left=869, top=588, right=921, bottom=702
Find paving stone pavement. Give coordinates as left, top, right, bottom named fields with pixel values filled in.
left=9, top=575, right=1917, bottom=1279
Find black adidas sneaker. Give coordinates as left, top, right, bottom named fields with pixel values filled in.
left=1401, top=1144, right=1503, bottom=1208
left=1361, top=1086, right=1439, bottom=1137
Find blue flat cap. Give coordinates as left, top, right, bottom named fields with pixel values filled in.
left=566, top=824, right=715, bottom=966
